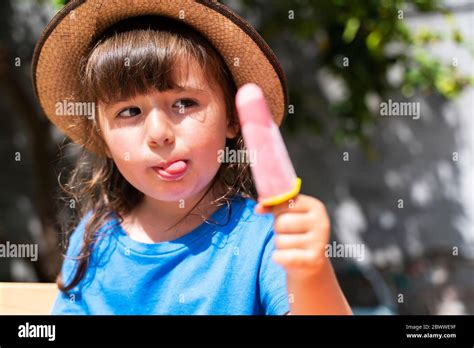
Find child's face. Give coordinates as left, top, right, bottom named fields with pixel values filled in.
left=97, top=59, right=236, bottom=202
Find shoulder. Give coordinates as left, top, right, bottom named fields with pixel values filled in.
left=65, top=210, right=118, bottom=257
left=63, top=211, right=92, bottom=257
left=226, top=195, right=275, bottom=245
left=230, top=194, right=272, bottom=223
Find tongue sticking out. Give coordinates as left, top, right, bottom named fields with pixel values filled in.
left=161, top=160, right=187, bottom=174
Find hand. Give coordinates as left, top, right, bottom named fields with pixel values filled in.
left=254, top=194, right=331, bottom=279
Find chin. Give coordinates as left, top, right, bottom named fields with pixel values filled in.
left=144, top=180, right=212, bottom=203
left=130, top=167, right=218, bottom=203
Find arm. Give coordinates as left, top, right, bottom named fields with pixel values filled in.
left=286, top=259, right=352, bottom=315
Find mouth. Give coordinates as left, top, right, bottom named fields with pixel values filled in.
left=152, top=159, right=189, bottom=181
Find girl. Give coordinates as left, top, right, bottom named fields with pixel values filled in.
left=33, top=0, right=351, bottom=315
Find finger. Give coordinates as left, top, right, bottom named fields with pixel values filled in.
left=256, top=194, right=325, bottom=218
left=273, top=212, right=315, bottom=234
left=270, top=197, right=305, bottom=216
left=272, top=249, right=324, bottom=269
left=275, top=234, right=309, bottom=249
left=255, top=196, right=303, bottom=216
left=269, top=194, right=323, bottom=217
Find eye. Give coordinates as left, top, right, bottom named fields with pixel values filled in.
left=173, top=99, right=198, bottom=113
left=117, top=107, right=141, bottom=118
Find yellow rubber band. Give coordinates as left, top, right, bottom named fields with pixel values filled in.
left=259, top=177, right=302, bottom=206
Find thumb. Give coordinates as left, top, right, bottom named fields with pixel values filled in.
left=254, top=202, right=272, bottom=215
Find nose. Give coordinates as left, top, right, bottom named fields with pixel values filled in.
left=145, top=107, right=175, bottom=148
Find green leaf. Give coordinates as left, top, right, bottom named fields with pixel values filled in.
left=342, top=17, right=360, bottom=43
left=366, top=30, right=382, bottom=52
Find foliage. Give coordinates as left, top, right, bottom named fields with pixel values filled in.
left=235, top=0, right=473, bottom=148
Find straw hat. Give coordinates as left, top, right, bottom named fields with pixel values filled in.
left=32, top=0, right=289, bottom=155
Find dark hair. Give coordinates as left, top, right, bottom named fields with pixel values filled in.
left=57, top=16, right=257, bottom=292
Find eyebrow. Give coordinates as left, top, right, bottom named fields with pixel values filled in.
left=173, top=86, right=208, bottom=93
left=103, top=87, right=208, bottom=111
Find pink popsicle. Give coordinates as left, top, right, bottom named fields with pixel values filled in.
left=235, top=83, right=301, bottom=206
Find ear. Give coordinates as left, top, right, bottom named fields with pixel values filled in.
left=104, top=145, right=112, bottom=158
left=226, top=120, right=239, bottom=139
left=95, top=105, right=113, bottom=158
left=99, top=133, right=112, bottom=158
left=96, top=133, right=112, bottom=158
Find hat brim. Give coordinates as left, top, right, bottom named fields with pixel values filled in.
left=32, top=0, right=289, bottom=155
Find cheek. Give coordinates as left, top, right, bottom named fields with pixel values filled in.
left=183, top=116, right=228, bottom=168
left=98, top=111, right=142, bottom=161
left=103, top=128, right=144, bottom=179
left=108, top=132, right=140, bottom=159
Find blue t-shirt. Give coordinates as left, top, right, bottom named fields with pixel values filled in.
left=52, top=195, right=290, bottom=315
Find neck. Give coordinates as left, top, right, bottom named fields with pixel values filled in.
left=122, top=181, right=222, bottom=243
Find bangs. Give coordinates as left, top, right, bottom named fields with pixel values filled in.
left=81, top=16, right=222, bottom=104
